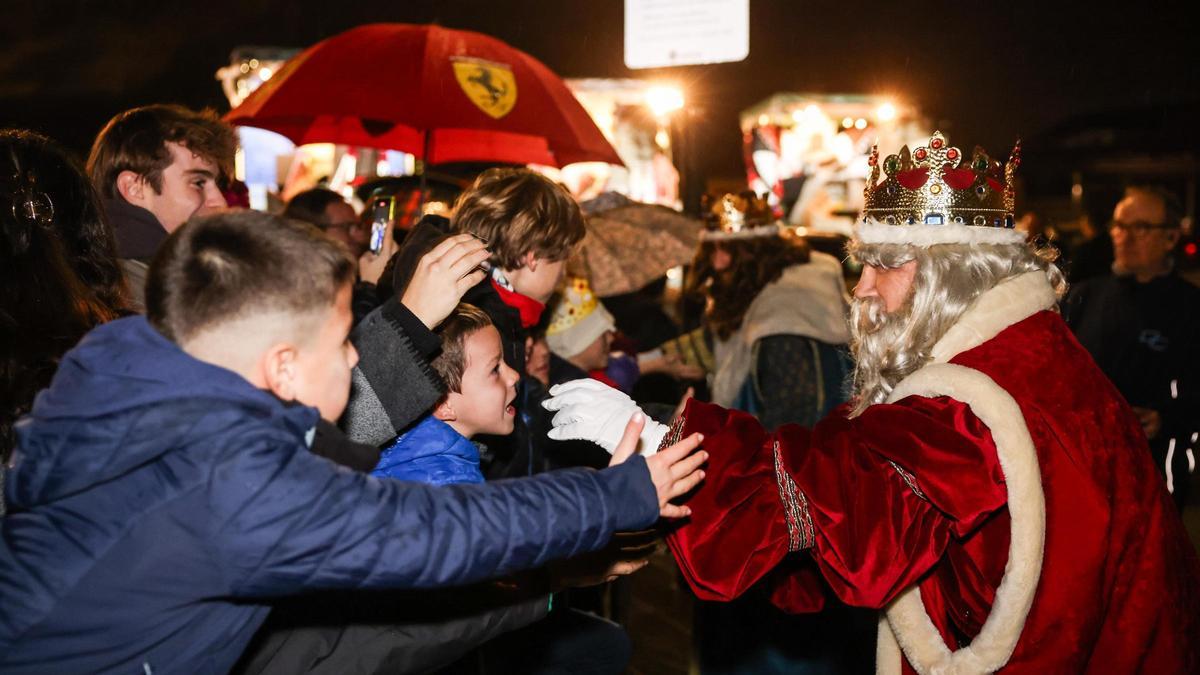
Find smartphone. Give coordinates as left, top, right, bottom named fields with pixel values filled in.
left=368, top=196, right=393, bottom=254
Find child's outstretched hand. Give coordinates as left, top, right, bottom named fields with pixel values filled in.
left=609, top=412, right=706, bottom=519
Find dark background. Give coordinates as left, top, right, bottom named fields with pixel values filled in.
left=2, top=0, right=1198, bottom=190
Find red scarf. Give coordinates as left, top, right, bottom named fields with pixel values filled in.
left=588, top=369, right=621, bottom=389
left=491, top=280, right=545, bottom=328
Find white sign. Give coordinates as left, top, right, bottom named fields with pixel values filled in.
left=624, top=0, right=749, bottom=69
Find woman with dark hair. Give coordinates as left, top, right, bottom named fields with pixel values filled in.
left=683, top=193, right=868, bottom=674
left=1, top=129, right=128, bottom=468
left=685, top=192, right=851, bottom=430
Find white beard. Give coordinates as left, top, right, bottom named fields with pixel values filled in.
left=847, top=295, right=921, bottom=416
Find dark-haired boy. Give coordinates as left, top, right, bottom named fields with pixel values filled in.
left=0, top=211, right=706, bottom=674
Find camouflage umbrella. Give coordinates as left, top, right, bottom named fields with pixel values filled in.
left=581, top=204, right=701, bottom=297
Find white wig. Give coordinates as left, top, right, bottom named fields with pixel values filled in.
left=847, top=240, right=1066, bottom=417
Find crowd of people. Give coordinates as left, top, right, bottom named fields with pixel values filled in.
left=2, top=104, right=1199, bottom=675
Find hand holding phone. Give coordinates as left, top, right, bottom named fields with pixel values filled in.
left=368, top=196, right=394, bottom=254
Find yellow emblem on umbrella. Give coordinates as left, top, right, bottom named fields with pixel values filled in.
left=452, top=57, right=517, bottom=119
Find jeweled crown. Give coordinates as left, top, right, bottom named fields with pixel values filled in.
left=863, top=131, right=1020, bottom=230
left=699, top=192, right=783, bottom=241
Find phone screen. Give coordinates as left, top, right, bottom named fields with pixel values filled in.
left=369, top=197, right=392, bottom=254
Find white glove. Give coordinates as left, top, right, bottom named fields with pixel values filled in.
left=542, top=379, right=668, bottom=456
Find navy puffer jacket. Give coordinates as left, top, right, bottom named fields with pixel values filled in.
left=0, top=317, right=658, bottom=674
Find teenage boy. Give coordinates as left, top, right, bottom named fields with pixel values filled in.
left=87, top=104, right=237, bottom=310
left=0, top=211, right=706, bottom=674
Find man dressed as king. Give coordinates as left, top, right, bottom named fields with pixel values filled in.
left=545, top=132, right=1200, bottom=673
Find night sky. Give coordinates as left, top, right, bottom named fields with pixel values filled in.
left=3, top=0, right=1197, bottom=184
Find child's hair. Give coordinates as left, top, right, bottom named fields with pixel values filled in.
left=451, top=168, right=586, bottom=269
left=431, top=304, right=495, bottom=392
left=146, top=210, right=355, bottom=344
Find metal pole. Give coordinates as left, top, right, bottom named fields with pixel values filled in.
left=419, top=130, right=431, bottom=211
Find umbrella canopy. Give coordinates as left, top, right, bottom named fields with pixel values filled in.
left=581, top=203, right=701, bottom=297
left=226, top=23, right=622, bottom=168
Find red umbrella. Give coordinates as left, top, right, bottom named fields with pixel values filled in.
left=226, top=23, right=622, bottom=167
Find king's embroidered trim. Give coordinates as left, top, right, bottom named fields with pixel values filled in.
left=657, top=411, right=687, bottom=454
left=888, top=460, right=928, bottom=501
left=773, top=441, right=814, bottom=551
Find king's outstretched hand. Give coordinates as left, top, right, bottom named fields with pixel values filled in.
left=544, top=378, right=668, bottom=455
left=609, top=412, right=706, bottom=519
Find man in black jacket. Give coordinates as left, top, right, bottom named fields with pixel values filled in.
left=1064, top=186, right=1200, bottom=510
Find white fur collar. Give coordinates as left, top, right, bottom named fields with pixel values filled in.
left=930, top=272, right=1057, bottom=364
left=879, top=363, right=1047, bottom=675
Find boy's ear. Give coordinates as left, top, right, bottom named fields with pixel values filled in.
left=260, top=343, right=300, bottom=402
left=433, top=397, right=458, bottom=422
left=115, top=170, right=147, bottom=205
left=522, top=250, right=538, bottom=271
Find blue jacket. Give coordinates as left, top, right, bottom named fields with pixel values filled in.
left=0, top=317, right=658, bottom=674
left=373, top=415, right=485, bottom=485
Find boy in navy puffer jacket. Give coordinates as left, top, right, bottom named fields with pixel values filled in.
left=0, top=211, right=707, bottom=675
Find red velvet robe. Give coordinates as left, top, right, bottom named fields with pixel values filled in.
left=666, top=308, right=1200, bottom=673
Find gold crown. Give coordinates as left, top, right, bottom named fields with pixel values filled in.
left=862, top=131, right=1020, bottom=230
left=700, top=193, right=782, bottom=241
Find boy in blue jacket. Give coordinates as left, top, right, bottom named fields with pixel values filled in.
left=373, top=304, right=517, bottom=485
left=0, top=211, right=706, bottom=674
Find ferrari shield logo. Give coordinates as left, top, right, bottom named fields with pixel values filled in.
left=452, top=58, right=517, bottom=119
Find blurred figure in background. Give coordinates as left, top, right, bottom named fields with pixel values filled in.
left=1064, top=186, right=1200, bottom=510
left=1, top=129, right=128, bottom=511
left=680, top=192, right=865, bottom=674
left=283, top=187, right=370, bottom=258
left=687, top=193, right=852, bottom=430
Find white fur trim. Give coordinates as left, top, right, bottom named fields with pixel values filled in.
left=855, top=222, right=1026, bottom=247
left=930, top=272, right=1058, bottom=363
left=877, top=364, right=1046, bottom=675
left=876, top=614, right=904, bottom=675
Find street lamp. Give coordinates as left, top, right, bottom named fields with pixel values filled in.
left=646, top=85, right=685, bottom=118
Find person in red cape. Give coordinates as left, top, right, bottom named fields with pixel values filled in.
left=545, top=132, right=1200, bottom=674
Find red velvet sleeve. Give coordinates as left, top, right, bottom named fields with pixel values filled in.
left=665, top=395, right=1006, bottom=612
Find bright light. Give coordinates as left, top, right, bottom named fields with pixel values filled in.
left=854, top=118, right=868, bottom=130
left=841, top=117, right=854, bottom=128
left=645, top=86, right=684, bottom=117
left=258, top=67, right=274, bottom=81
left=876, top=102, right=897, bottom=122
left=804, top=104, right=820, bottom=117
left=234, top=148, right=246, bottom=182
left=791, top=110, right=804, bottom=123
left=654, top=129, right=670, bottom=149
left=758, top=113, right=770, bottom=126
